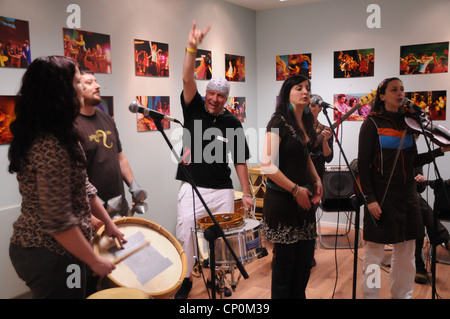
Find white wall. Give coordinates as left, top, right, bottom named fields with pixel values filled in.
left=0, top=0, right=256, bottom=298
left=256, top=0, right=450, bottom=227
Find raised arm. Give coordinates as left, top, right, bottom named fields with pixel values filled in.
left=183, top=20, right=210, bottom=105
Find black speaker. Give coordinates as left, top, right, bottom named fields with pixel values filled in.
left=435, top=184, right=450, bottom=221
left=321, top=166, right=355, bottom=211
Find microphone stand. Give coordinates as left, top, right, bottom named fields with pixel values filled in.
left=414, top=113, right=447, bottom=299
left=151, top=117, right=249, bottom=299
left=321, top=107, right=377, bottom=299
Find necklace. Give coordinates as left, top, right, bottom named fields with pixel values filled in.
left=205, top=106, right=226, bottom=123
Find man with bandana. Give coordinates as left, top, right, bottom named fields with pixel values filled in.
left=174, top=21, right=253, bottom=299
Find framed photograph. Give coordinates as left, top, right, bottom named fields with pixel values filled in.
left=225, top=54, right=245, bottom=82
left=134, top=40, right=169, bottom=77
left=276, top=53, right=312, bottom=81
left=226, top=97, right=246, bottom=123
left=0, top=16, right=31, bottom=68
left=0, top=95, right=16, bottom=144
left=405, top=90, right=446, bottom=121
left=400, top=42, right=448, bottom=75
left=135, top=96, right=170, bottom=131
left=333, top=93, right=373, bottom=121
left=333, top=48, right=374, bottom=78
left=194, top=49, right=212, bottom=80
left=63, top=28, right=112, bottom=73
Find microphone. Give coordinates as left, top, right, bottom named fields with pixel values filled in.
left=129, top=101, right=180, bottom=123
left=402, top=98, right=429, bottom=115
left=310, top=95, right=339, bottom=111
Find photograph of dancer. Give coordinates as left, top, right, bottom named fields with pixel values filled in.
left=400, top=42, right=448, bottom=75
left=0, top=16, right=31, bottom=68
left=134, top=40, right=169, bottom=77
left=333, top=48, right=374, bottom=78
left=63, top=28, right=112, bottom=73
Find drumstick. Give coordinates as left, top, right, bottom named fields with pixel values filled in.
left=113, top=237, right=122, bottom=249
left=112, top=240, right=150, bottom=265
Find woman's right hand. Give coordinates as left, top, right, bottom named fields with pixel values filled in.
left=90, top=256, right=116, bottom=277
left=294, top=186, right=313, bottom=210
left=368, top=201, right=382, bottom=220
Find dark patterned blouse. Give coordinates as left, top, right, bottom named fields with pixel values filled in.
left=10, top=134, right=97, bottom=257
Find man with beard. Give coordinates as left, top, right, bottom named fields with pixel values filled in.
left=75, top=67, right=146, bottom=223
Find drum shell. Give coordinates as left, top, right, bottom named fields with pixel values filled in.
left=94, top=217, right=187, bottom=299
left=197, top=218, right=262, bottom=265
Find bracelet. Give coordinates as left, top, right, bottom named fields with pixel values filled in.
left=291, top=184, right=298, bottom=197
left=242, top=194, right=252, bottom=198
left=186, top=46, right=197, bottom=53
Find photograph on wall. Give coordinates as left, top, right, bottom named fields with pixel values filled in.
left=136, top=96, right=170, bottom=131
left=225, top=54, right=245, bottom=82
left=405, top=90, right=446, bottom=121
left=226, top=97, right=246, bottom=123
left=333, top=48, right=374, bottom=78
left=0, top=95, right=16, bottom=144
left=333, top=93, right=373, bottom=121
left=96, top=96, right=114, bottom=119
left=63, top=28, right=112, bottom=73
left=0, top=16, right=31, bottom=68
left=400, top=42, right=448, bottom=75
left=134, top=40, right=169, bottom=77
left=194, top=49, right=212, bottom=80
left=276, top=53, right=312, bottom=81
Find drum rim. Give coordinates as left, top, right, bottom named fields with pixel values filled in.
left=94, top=216, right=187, bottom=299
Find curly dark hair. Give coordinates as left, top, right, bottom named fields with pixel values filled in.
left=8, top=55, right=85, bottom=173
left=267, top=74, right=316, bottom=146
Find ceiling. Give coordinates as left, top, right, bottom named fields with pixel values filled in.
left=223, top=0, right=330, bottom=11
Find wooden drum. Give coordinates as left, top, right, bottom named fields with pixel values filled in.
left=94, top=217, right=187, bottom=299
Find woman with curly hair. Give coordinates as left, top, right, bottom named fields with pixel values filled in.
left=8, top=56, right=125, bottom=299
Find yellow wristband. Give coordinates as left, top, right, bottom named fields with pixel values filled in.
left=186, top=46, right=197, bottom=53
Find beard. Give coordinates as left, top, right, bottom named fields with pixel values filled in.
left=84, top=94, right=102, bottom=107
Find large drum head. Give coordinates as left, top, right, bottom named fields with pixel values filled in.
left=94, top=217, right=187, bottom=299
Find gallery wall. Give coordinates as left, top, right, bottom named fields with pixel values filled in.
left=0, top=0, right=256, bottom=298
left=256, top=0, right=450, bottom=228
left=1, top=0, right=449, bottom=298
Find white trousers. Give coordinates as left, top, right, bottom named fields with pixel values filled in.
left=361, top=240, right=416, bottom=299
left=176, top=182, right=234, bottom=278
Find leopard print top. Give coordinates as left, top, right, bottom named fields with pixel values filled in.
left=10, top=134, right=97, bottom=257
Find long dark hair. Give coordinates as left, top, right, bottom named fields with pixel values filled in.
left=370, top=77, right=402, bottom=115
left=8, top=56, right=84, bottom=173
left=268, top=74, right=316, bottom=146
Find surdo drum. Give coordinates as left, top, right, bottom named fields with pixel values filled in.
left=94, top=217, right=187, bottom=299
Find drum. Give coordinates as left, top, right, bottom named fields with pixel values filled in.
left=196, top=213, right=244, bottom=231
left=87, top=287, right=150, bottom=299
left=196, top=218, right=263, bottom=265
left=94, top=217, right=187, bottom=299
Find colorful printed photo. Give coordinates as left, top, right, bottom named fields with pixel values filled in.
left=276, top=53, right=311, bottom=80
left=63, top=28, right=112, bottom=73
left=226, top=97, right=246, bottom=123
left=405, top=90, right=446, bottom=121
left=225, top=54, right=245, bottom=82
left=194, top=49, right=212, bottom=80
left=135, top=96, right=170, bottom=131
left=134, top=40, right=169, bottom=77
left=333, top=93, right=373, bottom=121
left=400, top=42, right=448, bottom=75
left=0, top=16, right=31, bottom=68
left=333, top=48, right=374, bottom=78
left=0, top=95, right=16, bottom=144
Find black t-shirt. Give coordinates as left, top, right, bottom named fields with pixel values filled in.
left=75, top=109, right=128, bottom=215
left=176, top=92, right=250, bottom=189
